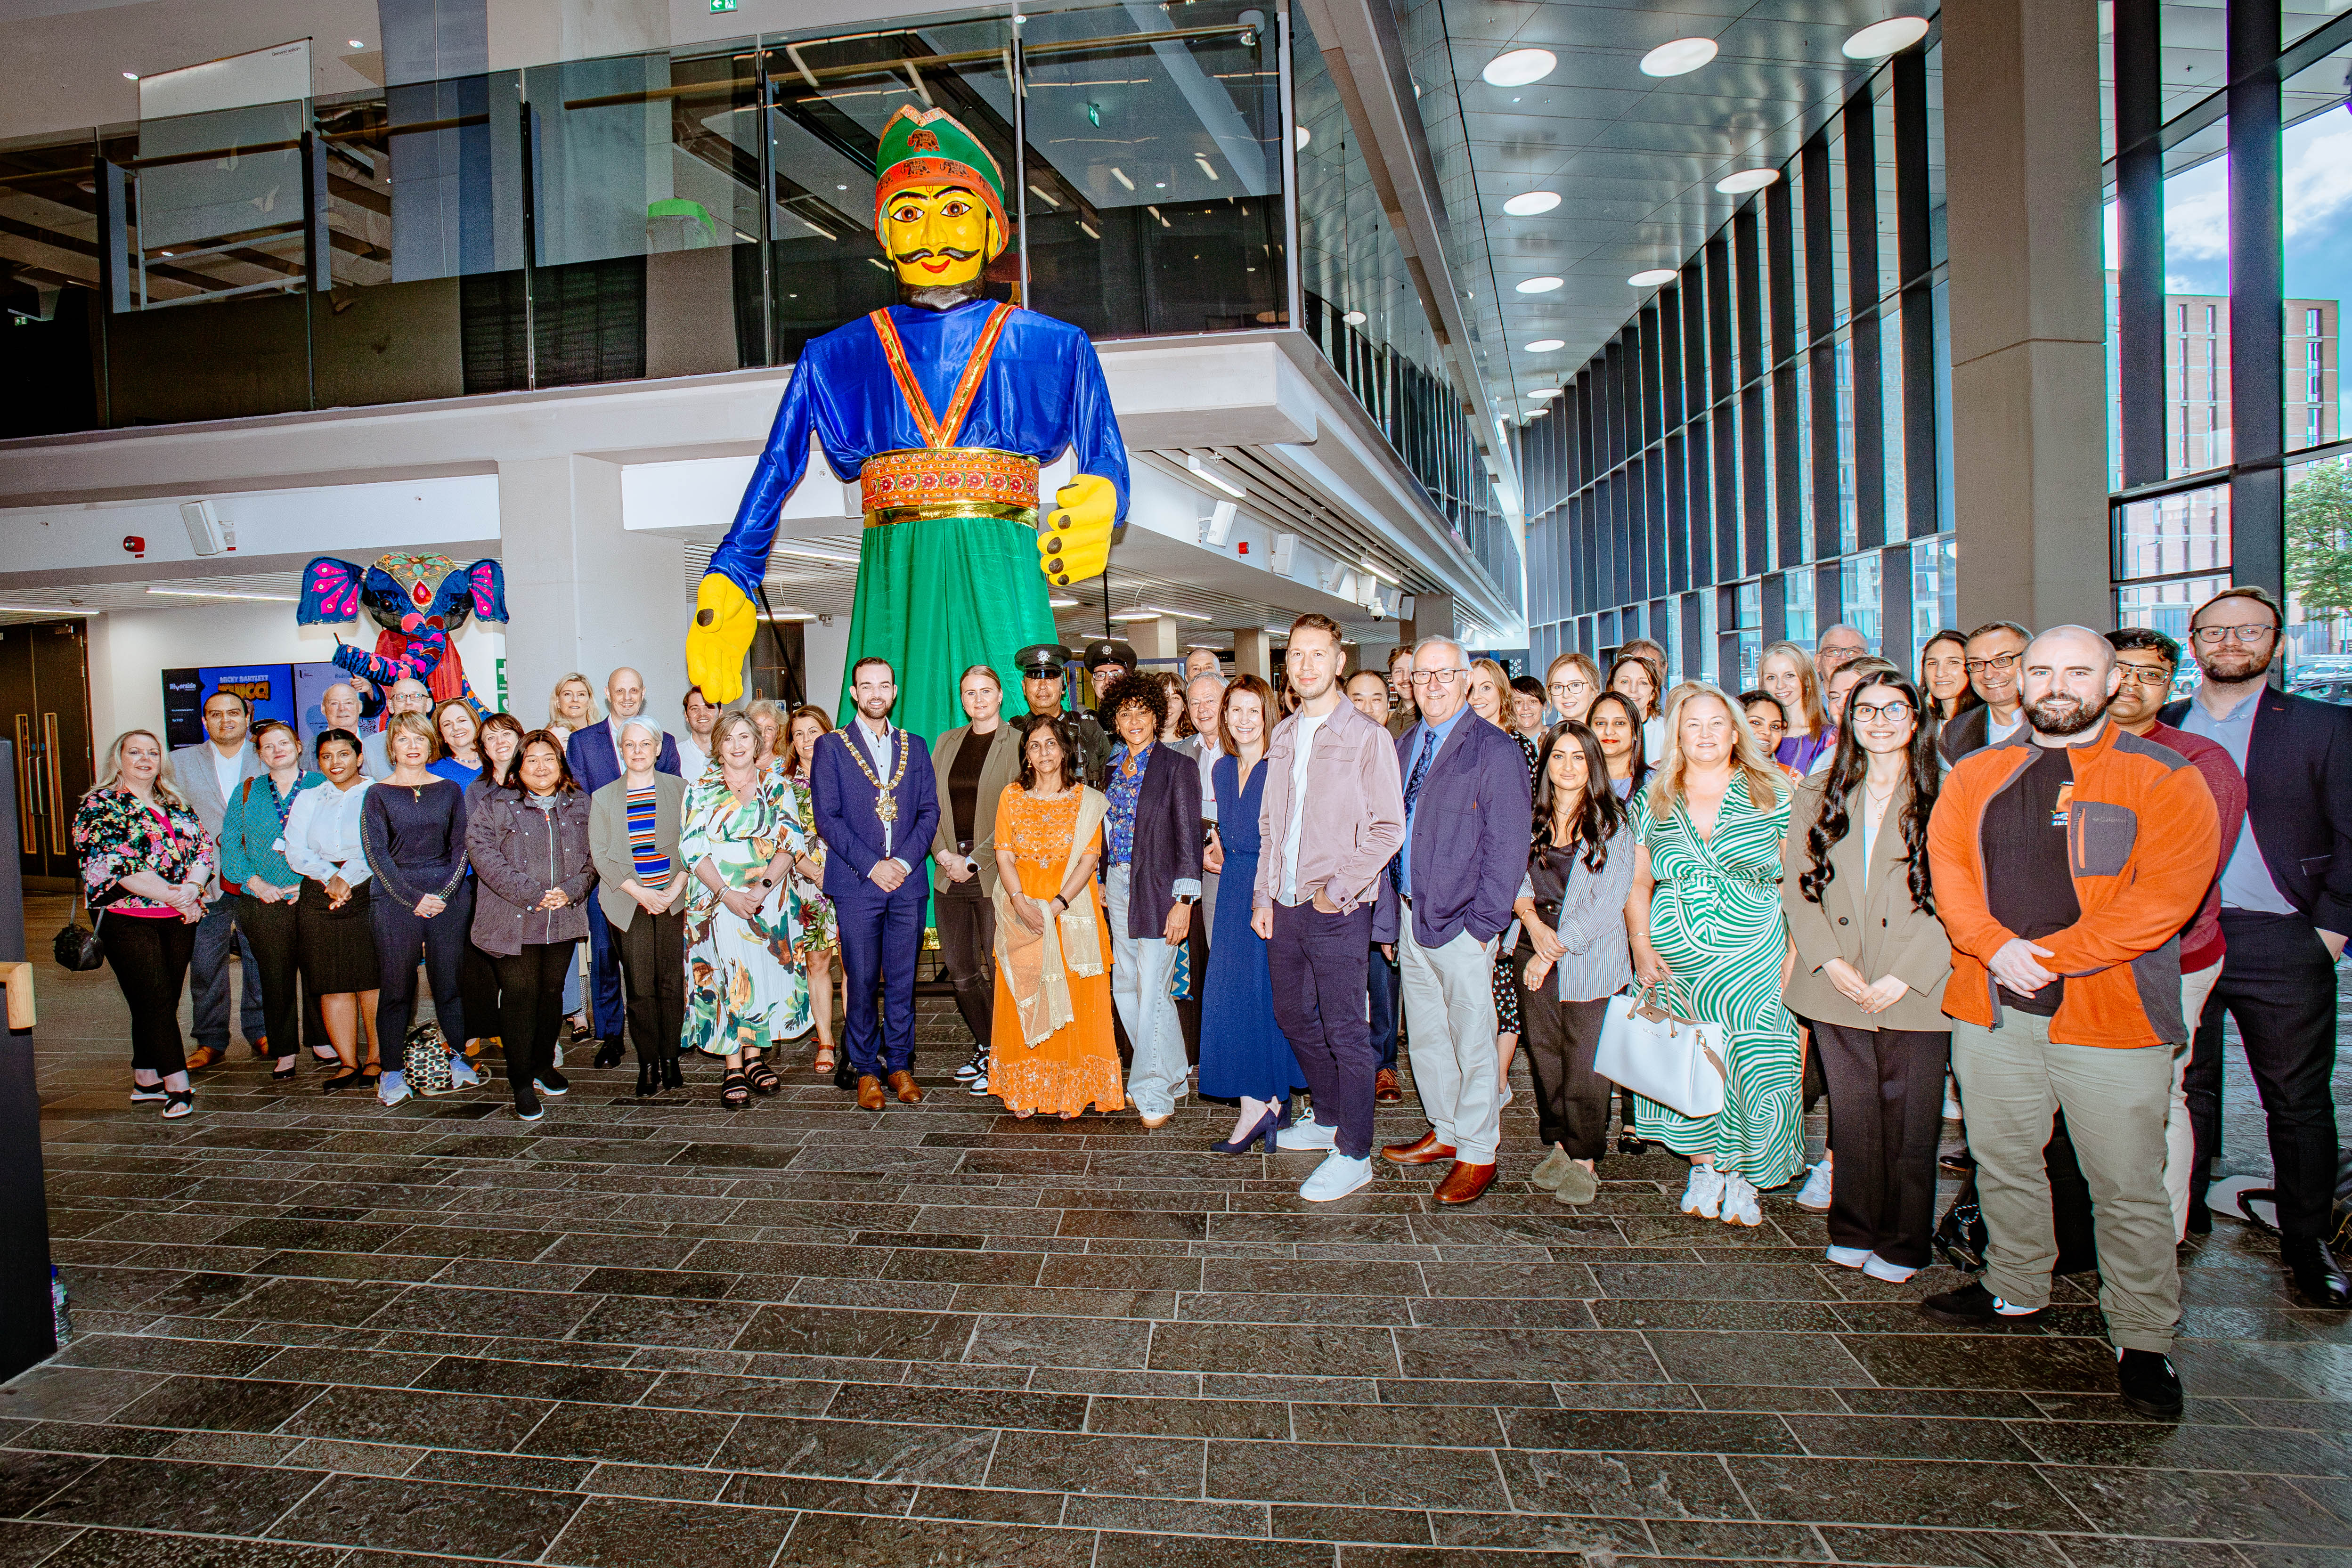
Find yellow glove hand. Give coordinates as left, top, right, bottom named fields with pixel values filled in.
left=1037, top=473, right=1116, bottom=588
left=686, top=574, right=757, bottom=705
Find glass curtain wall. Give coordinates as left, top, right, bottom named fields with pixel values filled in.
left=2108, top=0, right=2352, bottom=677
left=1515, top=39, right=1949, bottom=690
left=0, top=2, right=1282, bottom=434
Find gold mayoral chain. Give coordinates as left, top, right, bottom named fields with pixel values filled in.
left=843, top=728, right=910, bottom=824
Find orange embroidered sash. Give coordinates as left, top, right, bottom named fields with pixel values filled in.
left=869, top=302, right=1013, bottom=450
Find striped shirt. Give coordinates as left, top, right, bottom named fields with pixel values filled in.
left=626, top=785, right=671, bottom=886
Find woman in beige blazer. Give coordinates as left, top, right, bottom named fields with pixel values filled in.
left=1781, top=671, right=1952, bottom=1285
left=589, top=720, right=691, bottom=1097
left=932, top=666, right=1027, bottom=1089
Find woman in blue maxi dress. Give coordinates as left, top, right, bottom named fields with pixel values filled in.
left=1198, top=740, right=1307, bottom=1147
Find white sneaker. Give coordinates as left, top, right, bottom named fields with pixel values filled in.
left=1680, top=1165, right=1726, bottom=1219
left=450, top=1055, right=482, bottom=1089
left=375, top=1072, right=412, bottom=1107
left=1720, top=1173, right=1763, bottom=1227
left=955, top=1048, right=986, bottom=1082
left=1279, top=1118, right=1339, bottom=1153
left=1826, top=1245, right=1872, bottom=1269
left=1862, top=1253, right=1917, bottom=1283
left=1300, top=1152, right=1373, bottom=1202
left=1796, top=1159, right=1834, bottom=1212
left=965, top=1069, right=991, bottom=1096
left=1942, top=1073, right=1962, bottom=1121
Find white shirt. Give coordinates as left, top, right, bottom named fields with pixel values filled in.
left=678, top=734, right=710, bottom=777
left=282, top=779, right=374, bottom=886
left=851, top=717, right=904, bottom=863
left=1988, top=709, right=2026, bottom=745
left=211, top=743, right=244, bottom=809
left=1196, top=740, right=1221, bottom=825
left=1278, top=710, right=1327, bottom=904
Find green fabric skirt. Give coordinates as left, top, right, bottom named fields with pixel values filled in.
left=842, top=512, right=1059, bottom=745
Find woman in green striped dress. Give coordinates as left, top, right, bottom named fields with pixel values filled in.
left=1627, top=684, right=1804, bottom=1229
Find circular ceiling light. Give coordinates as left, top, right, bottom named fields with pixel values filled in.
left=1343, top=309, right=1367, bottom=325
left=1502, top=190, right=1561, bottom=217
left=1528, top=388, right=1563, bottom=401
left=1640, top=37, right=1718, bottom=77
left=1295, top=125, right=1310, bottom=150
left=1628, top=268, right=1678, bottom=287
left=1523, top=338, right=1565, bottom=352
left=1481, top=48, right=1556, bottom=88
left=1714, top=168, right=1780, bottom=195
left=1516, top=275, right=1564, bottom=294
left=1844, top=16, right=1929, bottom=58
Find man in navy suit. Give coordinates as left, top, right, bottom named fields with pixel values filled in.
left=566, top=667, right=684, bottom=1066
left=812, top=657, right=940, bottom=1110
left=1380, top=636, right=1532, bottom=1206
left=2162, top=585, right=2352, bottom=1308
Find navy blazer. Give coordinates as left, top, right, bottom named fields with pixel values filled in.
left=566, top=720, right=683, bottom=797
left=2161, top=687, right=2352, bottom=933
left=1108, top=743, right=1203, bottom=937
left=1394, top=715, right=1533, bottom=949
left=812, top=722, right=940, bottom=902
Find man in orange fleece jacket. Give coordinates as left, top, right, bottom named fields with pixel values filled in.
left=1923, top=626, right=2218, bottom=1419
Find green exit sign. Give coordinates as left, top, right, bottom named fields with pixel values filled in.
left=710, top=0, right=736, bottom=11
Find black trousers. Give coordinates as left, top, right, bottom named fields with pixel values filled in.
left=1518, top=963, right=1612, bottom=1158
left=2187, top=909, right=2341, bottom=1242
left=235, top=894, right=304, bottom=1061
left=1369, top=942, right=1401, bottom=1073
left=1269, top=902, right=1375, bottom=1159
left=934, top=881, right=996, bottom=1050
left=100, top=911, right=195, bottom=1077
left=370, top=880, right=472, bottom=1071
left=1178, top=908, right=1206, bottom=1070
left=496, top=941, right=576, bottom=1097
left=1812, top=1021, right=1950, bottom=1268
left=460, top=938, right=501, bottom=1048
left=610, top=910, right=685, bottom=1065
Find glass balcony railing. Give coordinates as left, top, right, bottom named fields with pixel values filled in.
left=0, top=3, right=1286, bottom=434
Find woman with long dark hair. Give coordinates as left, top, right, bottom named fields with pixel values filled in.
left=1918, top=629, right=1980, bottom=722
left=1587, top=690, right=1649, bottom=800
left=1781, top=671, right=1952, bottom=1282
left=1511, top=722, right=1637, bottom=1204
left=464, top=712, right=526, bottom=1060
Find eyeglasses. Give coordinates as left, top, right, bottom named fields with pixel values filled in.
left=2118, top=666, right=2175, bottom=687
left=1408, top=669, right=1466, bottom=686
left=2190, top=624, right=2276, bottom=645
left=1848, top=700, right=1914, bottom=723
left=1547, top=679, right=1593, bottom=698
left=1964, top=652, right=2021, bottom=674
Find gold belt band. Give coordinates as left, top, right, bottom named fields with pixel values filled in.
left=861, top=447, right=1040, bottom=517
left=864, top=499, right=1040, bottom=528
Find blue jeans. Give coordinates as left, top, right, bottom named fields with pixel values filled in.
left=191, top=894, right=265, bottom=1050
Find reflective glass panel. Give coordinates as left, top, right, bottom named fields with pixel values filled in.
left=2114, top=482, right=2231, bottom=581
left=2287, top=453, right=2352, bottom=673
left=2282, top=46, right=2351, bottom=454
left=2164, top=118, right=2230, bottom=477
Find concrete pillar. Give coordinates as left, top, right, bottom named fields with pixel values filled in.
left=499, top=455, right=688, bottom=726
left=1136, top=614, right=1183, bottom=666
left=1942, top=0, right=2111, bottom=632
left=1231, top=627, right=1272, bottom=681
left=1401, top=593, right=1457, bottom=651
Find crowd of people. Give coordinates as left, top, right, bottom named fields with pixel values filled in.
left=68, top=585, right=2352, bottom=1418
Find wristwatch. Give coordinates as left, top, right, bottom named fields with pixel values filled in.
left=1175, top=894, right=1196, bottom=907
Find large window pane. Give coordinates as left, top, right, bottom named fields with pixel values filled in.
left=0, top=129, right=103, bottom=435
left=1841, top=551, right=1883, bottom=650
left=2282, top=46, right=2350, bottom=454
left=2164, top=118, right=2231, bottom=477
left=2115, top=482, right=2231, bottom=581
left=2286, top=0, right=2352, bottom=49
left=2117, top=572, right=2230, bottom=647
left=2160, top=2, right=2225, bottom=123
left=1910, top=533, right=1957, bottom=667
left=2287, top=453, right=2352, bottom=670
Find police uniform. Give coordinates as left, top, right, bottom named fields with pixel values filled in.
left=1017, top=643, right=1112, bottom=787
left=1083, top=638, right=1138, bottom=749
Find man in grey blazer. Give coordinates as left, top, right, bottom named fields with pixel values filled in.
left=932, top=664, right=1025, bottom=1089
left=361, top=678, right=434, bottom=780
left=171, top=689, right=266, bottom=1068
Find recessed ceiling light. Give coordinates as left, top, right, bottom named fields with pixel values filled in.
left=1844, top=16, right=1930, bottom=58
left=1502, top=190, right=1560, bottom=217
left=1343, top=309, right=1367, bottom=325
left=1295, top=126, right=1310, bottom=150
left=348, top=39, right=365, bottom=48
left=122, top=71, right=138, bottom=80
left=1715, top=168, right=1780, bottom=195
left=1523, top=338, right=1565, bottom=352
left=1640, top=37, right=1718, bottom=77
left=1050, top=596, right=1080, bottom=608
left=1628, top=268, right=1677, bottom=287
left=1481, top=48, right=1556, bottom=87
left=1516, top=276, right=1563, bottom=294
left=1529, top=389, right=1563, bottom=401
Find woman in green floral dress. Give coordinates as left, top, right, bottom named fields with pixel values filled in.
left=1627, top=685, right=1803, bottom=1230
left=683, top=712, right=811, bottom=1106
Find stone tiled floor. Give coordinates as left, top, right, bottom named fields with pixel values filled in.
left=3, top=891, right=2350, bottom=1566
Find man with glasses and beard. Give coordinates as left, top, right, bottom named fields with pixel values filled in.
left=1937, top=621, right=2030, bottom=762
left=2163, top=585, right=2352, bottom=1307
left=1924, top=626, right=2217, bottom=1418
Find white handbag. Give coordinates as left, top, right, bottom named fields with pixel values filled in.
left=1594, top=983, right=1729, bottom=1120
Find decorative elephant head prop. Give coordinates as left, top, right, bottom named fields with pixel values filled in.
left=299, top=552, right=507, bottom=707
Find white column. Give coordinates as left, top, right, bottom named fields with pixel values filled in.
left=1231, top=627, right=1272, bottom=681
left=499, top=455, right=689, bottom=725
left=1137, top=614, right=1183, bottom=666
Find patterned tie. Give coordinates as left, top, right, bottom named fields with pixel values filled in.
left=1391, top=727, right=1439, bottom=894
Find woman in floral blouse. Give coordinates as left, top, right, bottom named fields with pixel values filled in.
left=73, top=730, right=215, bottom=1119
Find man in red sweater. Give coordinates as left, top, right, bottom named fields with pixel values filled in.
left=2106, top=629, right=2246, bottom=1242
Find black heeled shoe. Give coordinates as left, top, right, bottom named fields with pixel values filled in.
left=661, top=1050, right=684, bottom=1092
left=1213, top=1106, right=1280, bottom=1154
left=321, top=1066, right=365, bottom=1095
left=594, top=1038, right=626, bottom=1071
left=635, top=1060, right=659, bottom=1098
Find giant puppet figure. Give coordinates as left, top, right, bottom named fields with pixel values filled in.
left=685, top=106, right=1126, bottom=740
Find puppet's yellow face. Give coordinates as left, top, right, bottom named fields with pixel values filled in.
left=885, top=184, right=1001, bottom=288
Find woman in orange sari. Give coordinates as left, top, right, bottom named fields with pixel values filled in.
left=989, top=715, right=1122, bottom=1119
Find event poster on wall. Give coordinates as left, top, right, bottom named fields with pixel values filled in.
left=162, top=662, right=355, bottom=750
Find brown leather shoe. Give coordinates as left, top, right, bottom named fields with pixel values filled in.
left=183, top=1045, right=226, bottom=1072
left=855, top=1074, right=886, bottom=1111
left=1381, top=1130, right=1457, bottom=1165
left=887, top=1069, right=923, bottom=1105
left=1433, top=1160, right=1497, bottom=1205
left=1374, top=1067, right=1403, bottom=1105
